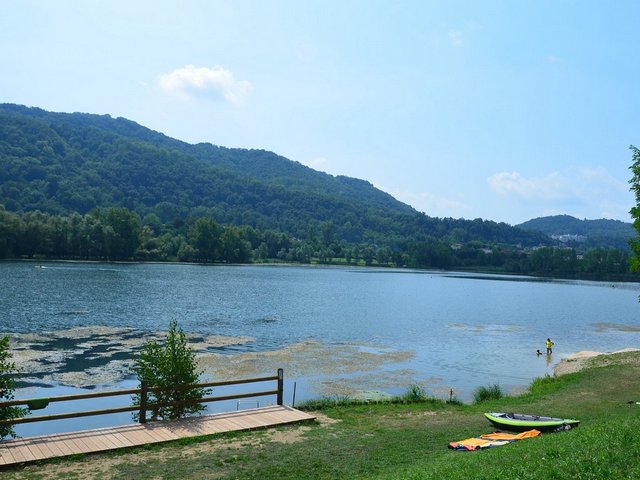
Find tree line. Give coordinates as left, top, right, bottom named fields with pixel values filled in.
left=0, top=204, right=635, bottom=279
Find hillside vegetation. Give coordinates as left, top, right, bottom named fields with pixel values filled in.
left=0, top=103, right=547, bottom=250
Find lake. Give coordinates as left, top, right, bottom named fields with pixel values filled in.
left=2, top=261, right=639, bottom=436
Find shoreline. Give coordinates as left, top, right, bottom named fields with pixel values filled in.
left=554, top=348, right=640, bottom=376
left=4, top=257, right=640, bottom=283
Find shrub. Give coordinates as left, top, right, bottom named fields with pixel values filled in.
left=403, top=384, right=429, bottom=403
left=0, top=336, right=27, bottom=438
left=473, top=383, right=504, bottom=403
left=133, top=320, right=210, bottom=421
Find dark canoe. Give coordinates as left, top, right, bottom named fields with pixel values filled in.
left=485, top=412, right=580, bottom=432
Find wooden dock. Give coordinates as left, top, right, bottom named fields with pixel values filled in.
left=0, top=405, right=316, bottom=467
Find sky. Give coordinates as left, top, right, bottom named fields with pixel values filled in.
left=1, top=0, right=639, bottom=225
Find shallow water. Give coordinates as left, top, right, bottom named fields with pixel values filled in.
left=2, top=261, right=639, bottom=436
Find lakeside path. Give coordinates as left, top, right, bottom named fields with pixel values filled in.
left=554, top=348, right=640, bottom=376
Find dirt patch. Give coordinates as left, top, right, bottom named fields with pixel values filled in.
left=10, top=421, right=323, bottom=480
left=554, top=348, right=640, bottom=376
left=395, top=410, right=441, bottom=418
left=312, top=412, right=341, bottom=426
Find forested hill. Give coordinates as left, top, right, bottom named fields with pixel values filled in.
left=517, top=215, right=635, bottom=251
left=0, top=103, right=547, bottom=247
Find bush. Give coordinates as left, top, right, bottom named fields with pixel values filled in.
left=473, top=383, right=504, bottom=403
left=0, top=336, right=26, bottom=438
left=133, top=320, right=211, bottom=421
left=403, top=384, right=429, bottom=403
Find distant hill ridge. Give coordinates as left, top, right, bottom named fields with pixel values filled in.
left=0, top=103, right=410, bottom=211
left=517, top=215, right=635, bottom=251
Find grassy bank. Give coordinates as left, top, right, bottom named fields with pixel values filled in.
left=4, top=352, right=640, bottom=479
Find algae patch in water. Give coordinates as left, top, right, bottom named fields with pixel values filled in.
left=197, top=341, right=420, bottom=397
left=197, top=340, right=414, bottom=379
left=4, top=327, right=418, bottom=397
left=316, top=369, right=440, bottom=398
left=447, top=323, right=526, bottom=334
left=591, top=322, right=640, bottom=333
left=4, top=326, right=253, bottom=388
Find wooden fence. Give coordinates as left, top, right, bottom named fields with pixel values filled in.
left=0, top=368, right=284, bottom=427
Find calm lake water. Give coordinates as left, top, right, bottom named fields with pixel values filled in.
left=2, top=261, right=639, bottom=436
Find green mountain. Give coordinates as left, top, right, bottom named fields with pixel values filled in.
left=0, top=103, right=548, bottom=248
left=517, top=215, right=635, bottom=251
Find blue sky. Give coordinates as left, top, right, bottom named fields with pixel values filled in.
left=2, top=0, right=638, bottom=225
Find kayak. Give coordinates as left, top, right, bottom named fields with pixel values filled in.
left=485, top=412, right=580, bottom=432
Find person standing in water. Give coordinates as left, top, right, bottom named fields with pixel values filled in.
left=546, top=338, right=554, bottom=354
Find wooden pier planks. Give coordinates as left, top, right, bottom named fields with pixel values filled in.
left=0, top=405, right=315, bottom=468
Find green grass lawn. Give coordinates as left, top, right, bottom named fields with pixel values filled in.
left=4, top=352, right=640, bottom=479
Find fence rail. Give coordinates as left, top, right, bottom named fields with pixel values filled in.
left=0, top=369, right=284, bottom=427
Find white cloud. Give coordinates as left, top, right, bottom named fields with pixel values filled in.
left=489, top=168, right=627, bottom=200
left=379, top=185, right=472, bottom=218
left=578, top=166, right=627, bottom=191
left=487, top=167, right=632, bottom=221
left=487, top=171, right=566, bottom=199
left=158, top=65, right=253, bottom=104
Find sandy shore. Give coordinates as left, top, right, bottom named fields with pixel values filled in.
left=554, top=348, right=640, bottom=376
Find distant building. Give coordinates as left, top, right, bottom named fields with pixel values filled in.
left=551, top=234, right=587, bottom=243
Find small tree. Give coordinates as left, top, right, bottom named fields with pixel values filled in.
left=629, top=145, right=640, bottom=272
left=0, top=336, right=26, bottom=438
left=133, top=320, right=210, bottom=421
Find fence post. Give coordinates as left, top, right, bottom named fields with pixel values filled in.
left=277, top=369, right=284, bottom=406
left=139, top=381, right=148, bottom=424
